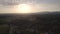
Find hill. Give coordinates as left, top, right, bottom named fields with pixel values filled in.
left=0, top=12, right=60, bottom=34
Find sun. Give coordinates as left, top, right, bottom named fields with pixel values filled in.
left=17, top=4, right=33, bottom=13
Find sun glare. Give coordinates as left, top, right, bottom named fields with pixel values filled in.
left=17, top=4, right=33, bottom=13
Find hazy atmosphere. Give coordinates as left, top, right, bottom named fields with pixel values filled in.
left=0, top=0, right=60, bottom=13
left=0, top=0, right=60, bottom=34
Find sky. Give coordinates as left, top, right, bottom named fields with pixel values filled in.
left=0, top=0, right=60, bottom=13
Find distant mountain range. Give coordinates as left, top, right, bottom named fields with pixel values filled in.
left=0, top=11, right=60, bottom=15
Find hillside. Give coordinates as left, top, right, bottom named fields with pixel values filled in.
left=0, top=12, right=60, bottom=34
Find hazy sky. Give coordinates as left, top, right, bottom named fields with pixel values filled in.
left=0, top=0, right=60, bottom=13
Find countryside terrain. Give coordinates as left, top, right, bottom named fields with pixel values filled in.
left=0, top=12, right=60, bottom=34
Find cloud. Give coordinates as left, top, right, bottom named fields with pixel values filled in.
left=41, top=0, right=60, bottom=4
left=0, top=0, right=20, bottom=5
left=0, top=0, right=60, bottom=6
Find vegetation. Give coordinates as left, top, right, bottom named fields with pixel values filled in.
left=0, top=12, right=60, bottom=34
